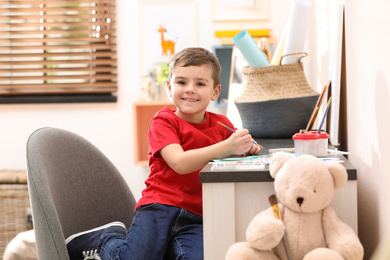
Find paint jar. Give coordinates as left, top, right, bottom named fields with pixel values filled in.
left=292, top=131, right=329, bottom=157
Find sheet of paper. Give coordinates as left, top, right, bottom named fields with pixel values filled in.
left=210, top=150, right=344, bottom=168
left=328, top=3, right=344, bottom=146
left=210, top=161, right=265, bottom=171
left=283, top=0, right=312, bottom=64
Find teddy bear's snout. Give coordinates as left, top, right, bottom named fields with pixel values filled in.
left=297, top=197, right=304, bottom=206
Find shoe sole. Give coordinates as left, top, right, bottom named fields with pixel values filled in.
left=65, top=221, right=126, bottom=244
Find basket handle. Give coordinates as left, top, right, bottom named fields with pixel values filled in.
left=279, top=52, right=308, bottom=65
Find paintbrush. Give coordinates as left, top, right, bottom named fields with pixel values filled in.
left=316, top=97, right=332, bottom=134
left=305, top=81, right=330, bottom=132
left=269, top=194, right=292, bottom=260
left=217, top=121, right=263, bottom=148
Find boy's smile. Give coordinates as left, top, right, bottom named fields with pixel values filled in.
left=167, top=63, right=221, bottom=123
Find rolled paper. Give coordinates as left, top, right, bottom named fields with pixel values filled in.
left=271, top=28, right=287, bottom=65
left=282, top=0, right=312, bottom=64
left=233, top=30, right=270, bottom=68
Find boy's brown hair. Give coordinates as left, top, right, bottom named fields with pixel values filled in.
left=168, top=47, right=221, bottom=88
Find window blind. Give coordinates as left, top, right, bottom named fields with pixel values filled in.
left=0, top=0, right=117, bottom=98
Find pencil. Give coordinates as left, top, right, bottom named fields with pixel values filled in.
left=317, top=97, right=332, bottom=133
left=217, top=121, right=263, bottom=148
left=305, top=81, right=330, bottom=132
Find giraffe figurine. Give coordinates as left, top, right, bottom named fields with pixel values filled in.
left=158, top=25, right=175, bottom=56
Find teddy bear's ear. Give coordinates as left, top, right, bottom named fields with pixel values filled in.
left=270, top=152, right=289, bottom=179
left=327, top=162, right=348, bottom=189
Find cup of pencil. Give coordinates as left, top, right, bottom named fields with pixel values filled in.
left=292, top=131, right=329, bottom=157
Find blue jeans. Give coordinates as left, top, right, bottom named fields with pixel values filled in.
left=98, top=203, right=203, bottom=260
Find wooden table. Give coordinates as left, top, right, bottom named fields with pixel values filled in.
left=200, top=139, right=357, bottom=260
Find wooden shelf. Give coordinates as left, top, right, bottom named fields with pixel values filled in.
left=133, top=101, right=176, bottom=165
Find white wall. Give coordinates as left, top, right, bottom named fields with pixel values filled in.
left=343, top=1, right=390, bottom=258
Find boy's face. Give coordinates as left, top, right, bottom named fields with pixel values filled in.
left=167, top=62, right=221, bottom=123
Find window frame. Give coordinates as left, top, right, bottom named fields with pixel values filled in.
left=0, top=0, right=118, bottom=103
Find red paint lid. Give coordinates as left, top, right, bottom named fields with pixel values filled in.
left=292, top=131, right=329, bottom=140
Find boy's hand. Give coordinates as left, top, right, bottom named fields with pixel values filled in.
left=225, top=129, right=255, bottom=156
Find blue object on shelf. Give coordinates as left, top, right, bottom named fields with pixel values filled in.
left=233, top=30, right=270, bottom=68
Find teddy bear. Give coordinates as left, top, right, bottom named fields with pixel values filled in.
left=3, top=230, right=38, bottom=260
left=225, top=152, right=364, bottom=260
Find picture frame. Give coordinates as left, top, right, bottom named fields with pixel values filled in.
left=138, top=0, right=198, bottom=75
left=211, top=0, right=269, bottom=22
left=212, top=45, right=234, bottom=107
left=226, top=46, right=247, bottom=128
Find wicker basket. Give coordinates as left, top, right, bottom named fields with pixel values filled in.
left=0, top=170, right=31, bottom=260
left=234, top=53, right=319, bottom=138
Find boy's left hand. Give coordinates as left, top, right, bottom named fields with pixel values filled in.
left=244, top=140, right=261, bottom=155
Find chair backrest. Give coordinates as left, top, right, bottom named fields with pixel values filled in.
left=26, top=127, right=136, bottom=260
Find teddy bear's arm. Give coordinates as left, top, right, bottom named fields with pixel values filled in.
left=246, top=206, right=285, bottom=251
left=322, top=206, right=364, bottom=260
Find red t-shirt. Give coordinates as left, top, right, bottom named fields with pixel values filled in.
left=135, top=106, right=234, bottom=216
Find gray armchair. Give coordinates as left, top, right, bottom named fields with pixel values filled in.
left=26, top=127, right=136, bottom=260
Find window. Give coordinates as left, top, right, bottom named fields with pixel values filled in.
left=0, top=0, right=117, bottom=103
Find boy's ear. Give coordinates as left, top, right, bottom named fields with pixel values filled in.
left=211, top=84, right=221, bottom=101
left=166, top=80, right=172, bottom=97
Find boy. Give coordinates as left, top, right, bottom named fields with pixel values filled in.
left=66, top=47, right=261, bottom=259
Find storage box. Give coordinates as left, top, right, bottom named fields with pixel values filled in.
left=293, top=131, right=329, bottom=157
left=0, top=170, right=31, bottom=260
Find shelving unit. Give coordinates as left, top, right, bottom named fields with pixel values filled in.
left=133, top=101, right=175, bottom=165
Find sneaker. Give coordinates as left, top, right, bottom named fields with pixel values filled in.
left=66, top=221, right=127, bottom=260
left=83, top=249, right=101, bottom=260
